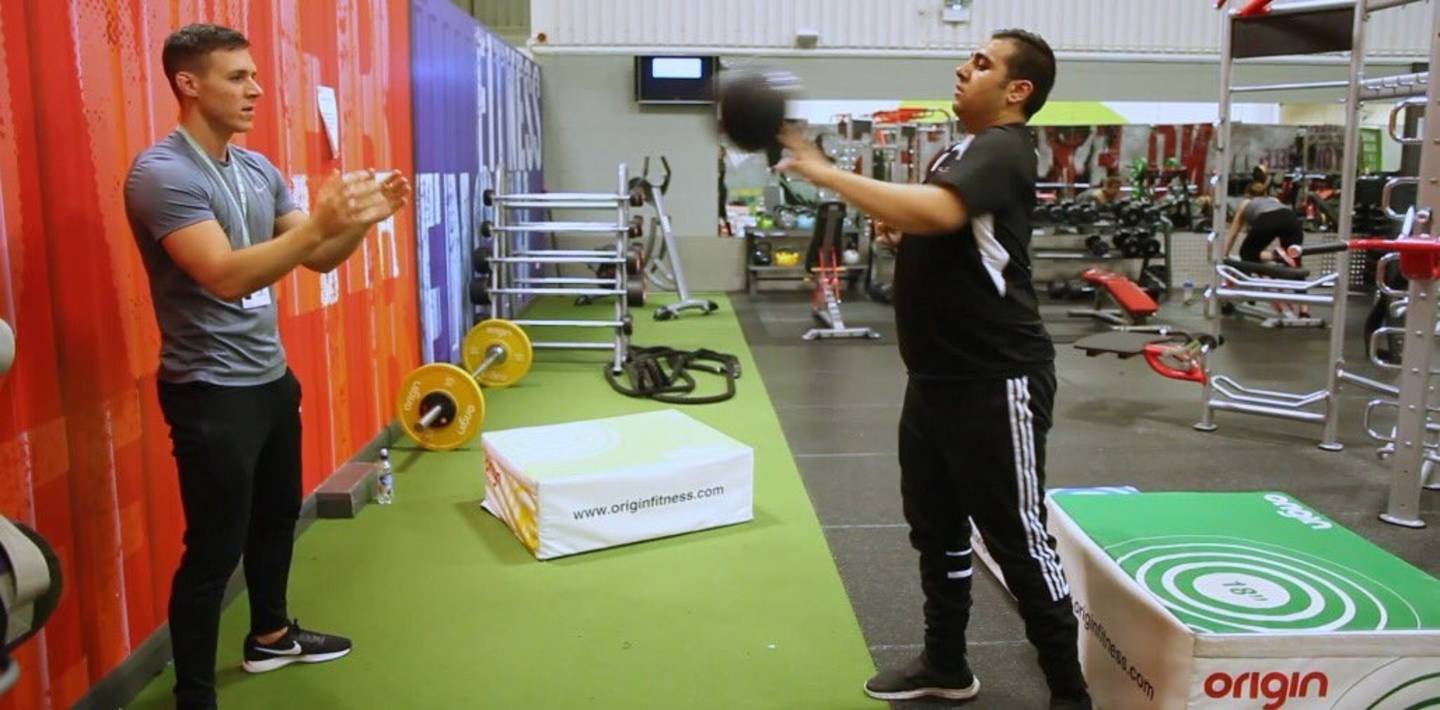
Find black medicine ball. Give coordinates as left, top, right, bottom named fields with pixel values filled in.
left=717, top=69, right=801, bottom=153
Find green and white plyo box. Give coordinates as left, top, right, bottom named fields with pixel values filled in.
left=976, top=491, right=1440, bottom=709
left=480, top=409, right=754, bottom=560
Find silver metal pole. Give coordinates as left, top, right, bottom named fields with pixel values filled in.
left=1199, top=8, right=1234, bottom=433
left=1380, top=0, right=1440, bottom=527
left=1318, top=0, right=1370, bottom=452
left=615, top=163, right=630, bottom=373
left=469, top=346, right=506, bottom=380
left=651, top=188, right=693, bottom=300
left=1383, top=273, right=1436, bottom=527
left=1230, top=80, right=1349, bottom=93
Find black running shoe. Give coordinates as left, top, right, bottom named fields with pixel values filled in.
left=863, top=652, right=980, bottom=702
left=242, top=619, right=352, bottom=673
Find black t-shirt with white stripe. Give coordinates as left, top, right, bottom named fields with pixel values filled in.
left=893, top=123, right=1054, bottom=380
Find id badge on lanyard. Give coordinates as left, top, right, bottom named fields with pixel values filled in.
left=177, top=126, right=272, bottom=310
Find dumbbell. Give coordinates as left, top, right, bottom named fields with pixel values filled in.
left=1119, top=203, right=1142, bottom=226
left=1122, top=229, right=1151, bottom=258
left=1064, top=202, right=1085, bottom=224
left=1078, top=204, right=1099, bottom=224
left=469, top=279, right=490, bottom=306
left=1111, top=229, right=1134, bottom=256
left=1141, top=237, right=1162, bottom=258
left=470, top=250, right=492, bottom=305
left=627, top=178, right=648, bottom=208
left=626, top=242, right=647, bottom=307
left=1046, top=202, right=1068, bottom=222
left=1047, top=280, right=1071, bottom=299
left=395, top=319, right=534, bottom=451
left=1084, top=235, right=1110, bottom=257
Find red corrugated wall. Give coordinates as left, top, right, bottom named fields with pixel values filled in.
left=0, top=1, right=418, bottom=707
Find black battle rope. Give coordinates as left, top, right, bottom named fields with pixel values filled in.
left=604, top=346, right=742, bottom=405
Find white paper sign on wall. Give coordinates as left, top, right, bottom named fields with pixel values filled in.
left=317, top=85, right=340, bottom=157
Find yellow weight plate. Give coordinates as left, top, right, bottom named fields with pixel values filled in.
left=396, top=363, right=485, bottom=451
left=463, top=318, right=533, bottom=388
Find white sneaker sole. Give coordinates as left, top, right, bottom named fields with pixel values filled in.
left=863, top=678, right=980, bottom=701
left=242, top=648, right=351, bottom=674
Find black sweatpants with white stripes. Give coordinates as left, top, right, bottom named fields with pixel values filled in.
left=898, top=365, right=1086, bottom=696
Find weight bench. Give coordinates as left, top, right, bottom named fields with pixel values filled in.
left=1067, top=268, right=1161, bottom=326
left=1218, top=257, right=1325, bottom=328
left=1074, top=330, right=1221, bottom=385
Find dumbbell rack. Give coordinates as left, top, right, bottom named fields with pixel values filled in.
left=1200, top=0, right=1431, bottom=448
left=484, top=165, right=634, bottom=374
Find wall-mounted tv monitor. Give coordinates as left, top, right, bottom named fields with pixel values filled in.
left=635, top=55, right=717, bottom=105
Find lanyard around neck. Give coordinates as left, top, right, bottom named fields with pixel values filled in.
left=176, top=126, right=252, bottom=248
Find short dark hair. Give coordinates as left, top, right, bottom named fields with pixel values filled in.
left=991, top=29, right=1055, bottom=118
left=162, top=24, right=250, bottom=98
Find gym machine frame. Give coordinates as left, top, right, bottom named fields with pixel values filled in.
left=630, top=156, right=720, bottom=320
left=484, top=165, right=636, bottom=374
left=1357, top=249, right=1440, bottom=495
left=1298, top=222, right=1440, bottom=528
left=802, top=201, right=880, bottom=341
left=1201, top=0, right=1432, bottom=445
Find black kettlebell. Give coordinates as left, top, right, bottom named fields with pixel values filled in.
left=718, top=69, right=801, bottom=162
left=752, top=242, right=774, bottom=266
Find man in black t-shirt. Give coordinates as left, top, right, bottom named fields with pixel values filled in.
left=778, top=29, right=1090, bottom=710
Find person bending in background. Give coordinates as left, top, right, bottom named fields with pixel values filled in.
left=1079, top=173, right=1124, bottom=205
left=1223, top=179, right=1305, bottom=266
left=1223, top=180, right=1309, bottom=318
left=124, top=24, right=410, bottom=710
left=778, top=29, right=1091, bottom=710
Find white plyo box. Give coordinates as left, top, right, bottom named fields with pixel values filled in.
left=481, top=409, right=755, bottom=560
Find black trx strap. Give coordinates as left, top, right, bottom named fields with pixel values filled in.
left=605, top=346, right=742, bottom=405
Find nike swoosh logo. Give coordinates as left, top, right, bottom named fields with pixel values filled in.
left=254, top=642, right=302, bottom=656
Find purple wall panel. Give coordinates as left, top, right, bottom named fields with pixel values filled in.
left=411, top=0, right=542, bottom=363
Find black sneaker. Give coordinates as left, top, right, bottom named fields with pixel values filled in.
left=242, top=619, right=352, bottom=673
left=863, top=652, right=980, bottom=702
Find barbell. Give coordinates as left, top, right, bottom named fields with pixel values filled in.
left=395, top=319, right=534, bottom=451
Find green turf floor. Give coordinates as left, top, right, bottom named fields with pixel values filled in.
left=129, top=294, right=876, bottom=709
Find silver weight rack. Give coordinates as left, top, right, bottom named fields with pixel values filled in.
left=483, top=165, right=636, bottom=373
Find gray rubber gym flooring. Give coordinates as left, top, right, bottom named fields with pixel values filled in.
left=733, top=288, right=1440, bottom=709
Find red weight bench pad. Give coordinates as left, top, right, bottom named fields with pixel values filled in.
left=1080, top=268, right=1159, bottom=320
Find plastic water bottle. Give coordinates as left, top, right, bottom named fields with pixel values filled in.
left=1182, top=279, right=1195, bottom=306
left=376, top=448, right=394, bottom=505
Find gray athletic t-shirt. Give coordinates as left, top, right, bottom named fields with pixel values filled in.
left=1243, top=195, right=1286, bottom=223
left=124, top=130, right=298, bottom=385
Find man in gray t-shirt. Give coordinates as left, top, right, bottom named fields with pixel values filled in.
left=124, top=24, right=410, bottom=710
left=127, top=131, right=297, bottom=385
